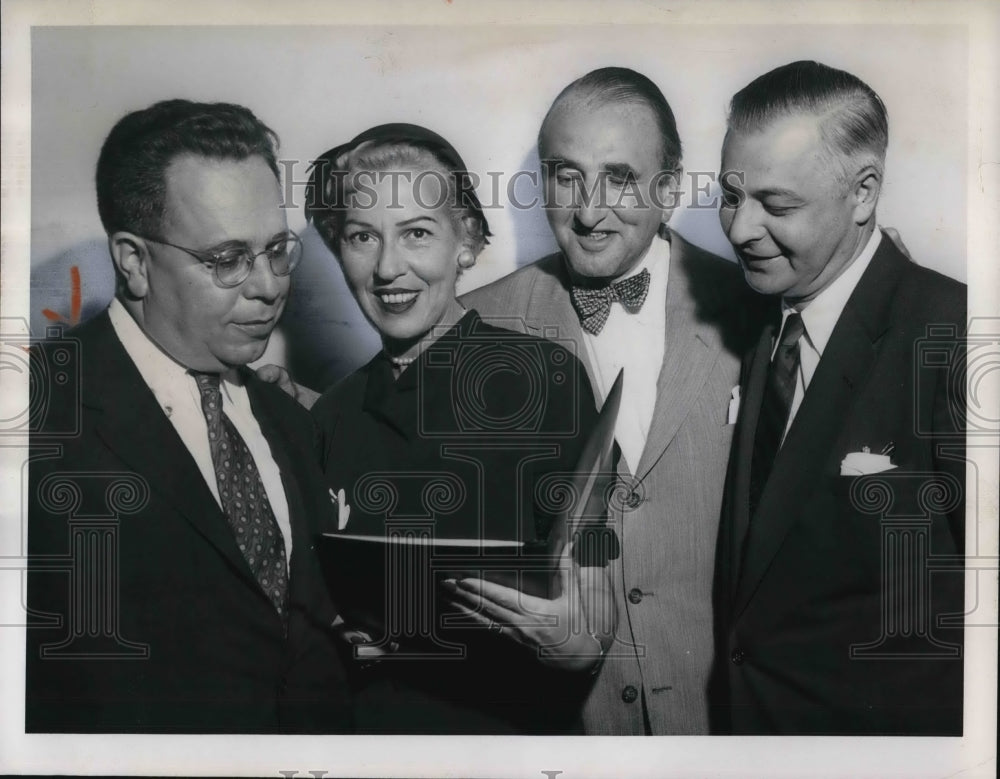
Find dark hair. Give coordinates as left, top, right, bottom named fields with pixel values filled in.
left=305, top=123, right=491, bottom=255
left=727, top=60, right=888, bottom=179
left=539, top=67, right=683, bottom=173
left=96, top=99, right=280, bottom=237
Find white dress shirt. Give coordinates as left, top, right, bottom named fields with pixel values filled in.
left=581, top=233, right=670, bottom=471
left=108, top=299, right=293, bottom=563
left=778, top=227, right=883, bottom=437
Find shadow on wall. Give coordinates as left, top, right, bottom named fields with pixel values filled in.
left=29, top=230, right=382, bottom=393
left=669, top=178, right=739, bottom=264
left=279, top=226, right=380, bottom=391
left=509, top=147, right=559, bottom=269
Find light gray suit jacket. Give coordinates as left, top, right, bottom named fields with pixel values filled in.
left=461, top=230, right=756, bottom=734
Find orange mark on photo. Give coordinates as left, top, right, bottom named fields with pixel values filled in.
left=42, top=265, right=82, bottom=326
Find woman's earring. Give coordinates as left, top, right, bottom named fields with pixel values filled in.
left=457, top=250, right=476, bottom=269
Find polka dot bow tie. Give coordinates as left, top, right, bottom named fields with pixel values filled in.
left=193, top=372, right=288, bottom=616
left=570, top=268, right=651, bottom=335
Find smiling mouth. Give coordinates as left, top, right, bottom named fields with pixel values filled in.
left=374, top=289, right=419, bottom=313
left=572, top=228, right=615, bottom=248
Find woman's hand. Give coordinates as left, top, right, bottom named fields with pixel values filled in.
left=254, top=363, right=321, bottom=409
left=442, top=542, right=616, bottom=673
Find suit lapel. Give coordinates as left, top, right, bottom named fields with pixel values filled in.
left=83, top=314, right=260, bottom=587
left=634, top=235, right=729, bottom=480
left=733, top=236, right=905, bottom=617
left=728, top=321, right=775, bottom=600
left=522, top=257, right=599, bottom=395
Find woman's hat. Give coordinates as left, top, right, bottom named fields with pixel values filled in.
left=305, top=122, right=491, bottom=241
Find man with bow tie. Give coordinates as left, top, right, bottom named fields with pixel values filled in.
left=462, top=67, right=761, bottom=735
left=712, top=61, right=966, bottom=735
left=26, top=100, right=352, bottom=733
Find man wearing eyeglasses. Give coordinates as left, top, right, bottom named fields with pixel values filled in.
left=26, top=100, right=352, bottom=733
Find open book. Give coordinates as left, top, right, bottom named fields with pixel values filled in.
left=317, top=370, right=623, bottom=635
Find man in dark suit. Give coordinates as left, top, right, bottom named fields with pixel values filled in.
left=26, top=100, right=352, bottom=733
left=713, top=60, right=966, bottom=735
left=462, top=68, right=758, bottom=734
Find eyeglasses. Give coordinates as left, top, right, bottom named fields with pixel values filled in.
left=142, top=231, right=303, bottom=288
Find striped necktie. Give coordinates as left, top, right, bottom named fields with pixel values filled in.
left=748, top=312, right=805, bottom=521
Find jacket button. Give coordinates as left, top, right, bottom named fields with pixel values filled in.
left=731, top=648, right=745, bottom=665
left=621, top=685, right=639, bottom=703
left=627, top=588, right=643, bottom=604
left=625, top=490, right=642, bottom=509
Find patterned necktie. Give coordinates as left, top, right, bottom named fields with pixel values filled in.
left=192, top=372, right=289, bottom=616
left=747, top=312, right=806, bottom=521
left=570, top=268, right=651, bottom=335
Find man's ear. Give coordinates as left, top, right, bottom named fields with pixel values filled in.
left=851, top=165, right=881, bottom=224
left=109, top=232, right=151, bottom=299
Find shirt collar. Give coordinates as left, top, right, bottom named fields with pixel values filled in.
left=107, top=298, right=242, bottom=398
left=782, top=227, right=882, bottom=357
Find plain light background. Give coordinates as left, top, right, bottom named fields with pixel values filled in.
left=29, top=24, right=968, bottom=385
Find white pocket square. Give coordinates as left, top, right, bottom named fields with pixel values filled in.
left=727, top=385, right=741, bottom=425
left=840, top=451, right=897, bottom=476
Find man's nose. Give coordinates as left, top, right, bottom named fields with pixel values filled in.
left=721, top=198, right=765, bottom=247
left=572, top=176, right=610, bottom=228
left=242, top=253, right=284, bottom=302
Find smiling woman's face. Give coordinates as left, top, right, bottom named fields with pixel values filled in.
left=337, top=163, right=465, bottom=344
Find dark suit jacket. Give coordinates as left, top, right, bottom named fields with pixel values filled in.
left=713, top=235, right=966, bottom=735
left=462, top=230, right=764, bottom=734
left=26, top=311, right=352, bottom=733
